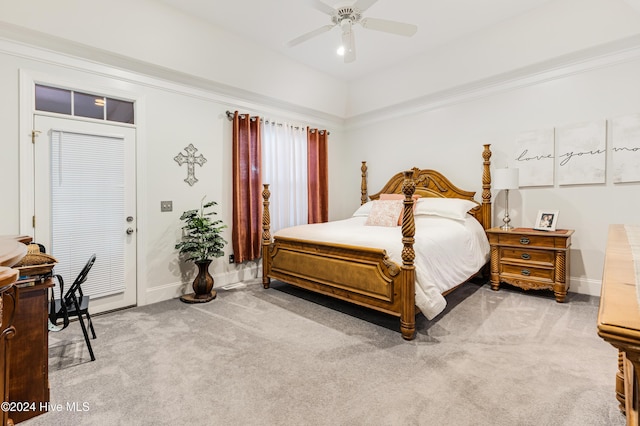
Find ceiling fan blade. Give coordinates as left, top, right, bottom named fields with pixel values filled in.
left=342, top=26, right=356, bottom=63
left=353, top=0, right=379, bottom=13
left=309, top=0, right=337, bottom=16
left=286, top=24, right=336, bottom=47
left=360, top=17, right=417, bottom=37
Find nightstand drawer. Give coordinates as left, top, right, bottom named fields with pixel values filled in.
left=498, top=234, right=556, bottom=248
left=487, top=227, right=573, bottom=302
left=501, top=248, right=554, bottom=266
left=501, top=264, right=554, bottom=282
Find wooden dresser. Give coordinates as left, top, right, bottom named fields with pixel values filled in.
left=8, top=278, right=52, bottom=423
left=597, top=224, right=640, bottom=424
left=487, top=227, right=574, bottom=302
left=0, top=236, right=51, bottom=424
left=1, top=268, right=18, bottom=426
left=0, top=236, right=27, bottom=426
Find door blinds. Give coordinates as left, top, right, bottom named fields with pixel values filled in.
left=50, top=130, right=125, bottom=299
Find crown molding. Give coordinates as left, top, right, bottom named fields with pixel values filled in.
left=2, top=21, right=640, bottom=132
left=345, top=34, right=640, bottom=130
left=0, top=22, right=344, bottom=128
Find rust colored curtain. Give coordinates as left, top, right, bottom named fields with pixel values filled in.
left=307, top=128, right=328, bottom=223
left=232, top=111, right=262, bottom=263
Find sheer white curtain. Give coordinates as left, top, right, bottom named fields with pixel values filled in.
left=262, top=120, right=308, bottom=234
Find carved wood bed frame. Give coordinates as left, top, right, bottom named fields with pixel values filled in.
left=261, top=144, right=493, bottom=340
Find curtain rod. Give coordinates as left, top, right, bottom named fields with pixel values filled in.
left=225, top=110, right=329, bottom=135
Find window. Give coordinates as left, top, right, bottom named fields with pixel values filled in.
left=74, top=92, right=104, bottom=120
left=107, top=98, right=135, bottom=124
left=35, top=85, right=71, bottom=115
left=35, top=84, right=135, bottom=124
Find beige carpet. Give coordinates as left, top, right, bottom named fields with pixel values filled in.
left=24, top=279, right=624, bottom=426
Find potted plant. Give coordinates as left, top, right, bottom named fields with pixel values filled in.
left=175, top=196, right=227, bottom=303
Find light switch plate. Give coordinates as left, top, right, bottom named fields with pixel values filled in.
left=161, top=201, right=173, bottom=212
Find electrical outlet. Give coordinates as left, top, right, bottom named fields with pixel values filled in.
left=229, top=254, right=234, bottom=264
left=160, top=201, right=173, bottom=212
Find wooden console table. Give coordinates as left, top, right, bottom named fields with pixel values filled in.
left=597, top=224, right=640, bottom=425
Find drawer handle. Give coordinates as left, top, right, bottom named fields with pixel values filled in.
left=520, top=237, right=530, bottom=245
left=521, top=253, right=531, bottom=260
left=521, top=269, right=531, bottom=276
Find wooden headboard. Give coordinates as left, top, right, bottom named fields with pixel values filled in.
left=361, top=144, right=493, bottom=230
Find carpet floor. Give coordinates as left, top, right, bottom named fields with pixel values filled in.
left=23, top=279, right=625, bottom=426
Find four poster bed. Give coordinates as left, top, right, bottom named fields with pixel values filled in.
left=261, top=145, right=493, bottom=340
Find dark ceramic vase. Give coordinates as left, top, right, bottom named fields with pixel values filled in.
left=180, top=259, right=217, bottom=303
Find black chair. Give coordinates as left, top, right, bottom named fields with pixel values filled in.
left=49, top=254, right=97, bottom=361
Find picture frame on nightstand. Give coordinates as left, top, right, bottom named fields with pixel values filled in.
left=534, top=210, right=559, bottom=231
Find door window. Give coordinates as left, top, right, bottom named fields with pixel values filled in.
left=35, top=84, right=135, bottom=124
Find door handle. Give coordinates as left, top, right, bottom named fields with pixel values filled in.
left=126, top=227, right=134, bottom=235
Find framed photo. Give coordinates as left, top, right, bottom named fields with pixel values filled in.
left=534, top=210, right=559, bottom=232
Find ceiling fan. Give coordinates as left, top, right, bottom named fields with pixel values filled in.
left=287, top=0, right=418, bottom=63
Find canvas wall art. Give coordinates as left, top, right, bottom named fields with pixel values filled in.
left=556, top=120, right=606, bottom=186
left=513, top=128, right=554, bottom=187
left=610, top=113, right=640, bottom=183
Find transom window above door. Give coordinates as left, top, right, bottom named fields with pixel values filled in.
left=35, top=84, right=135, bottom=124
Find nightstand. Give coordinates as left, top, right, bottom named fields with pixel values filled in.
left=486, top=227, right=574, bottom=302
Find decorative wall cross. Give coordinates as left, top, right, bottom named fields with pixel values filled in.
left=174, top=143, right=207, bottom=186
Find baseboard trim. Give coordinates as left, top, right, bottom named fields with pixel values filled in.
left=140, top=270, right=599, bottom=306
left=569, top=276, right=601, bottom=297
left=143, top=263, right=262, bottom=306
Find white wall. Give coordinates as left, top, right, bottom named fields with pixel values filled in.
left=2, top=0, right=640, bottom=303
left=347, top=0, right=640, bottom=117
left=340, top=55, right=640, bottom=296
left=0, top=0, right=348, bottom=307
left=0, top=0, right=347, bottom=117
left=0, top=39, right=343, bottom=305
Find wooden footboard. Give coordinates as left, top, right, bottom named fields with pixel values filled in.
left=262, top=145, right=492, bottom=341
left=262, top=170, right=418, bottom=339
left=265, top=238, right=417, bottom=338
left=266, top=239, right=402, bottom=310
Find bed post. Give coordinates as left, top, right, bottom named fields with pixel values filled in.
left=262, top=184, right=271, bottom=289
left=361, top=161, right=368, bottom=205
left=400, top=170, right=416, bottom=340
left=482, top=144, right=492, bottom=230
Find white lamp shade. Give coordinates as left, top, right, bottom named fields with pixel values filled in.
left=494, top=168, right=519, bottom=190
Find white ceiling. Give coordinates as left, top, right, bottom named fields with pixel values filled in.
left=157, top=0, right=555, bottom=81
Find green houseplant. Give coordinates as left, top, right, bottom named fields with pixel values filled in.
left=175, top=197, right=227, bottom=303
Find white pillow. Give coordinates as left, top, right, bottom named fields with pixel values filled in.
left=364, top=200, right=404, bottom=227
left=415, top=198, right=477, bottom=220
left=352, top=201, right=373, bottom=217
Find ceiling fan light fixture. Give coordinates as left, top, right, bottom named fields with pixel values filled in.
left=287, top=0, right=417, bottom=63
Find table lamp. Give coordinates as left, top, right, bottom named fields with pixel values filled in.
left=494, top=168, right=519, bottom=231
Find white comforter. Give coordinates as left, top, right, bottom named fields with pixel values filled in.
left=274, top=215, right=490, bottom=320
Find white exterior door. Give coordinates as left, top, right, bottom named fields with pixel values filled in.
left=33, top=114, right=137, bottom=313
